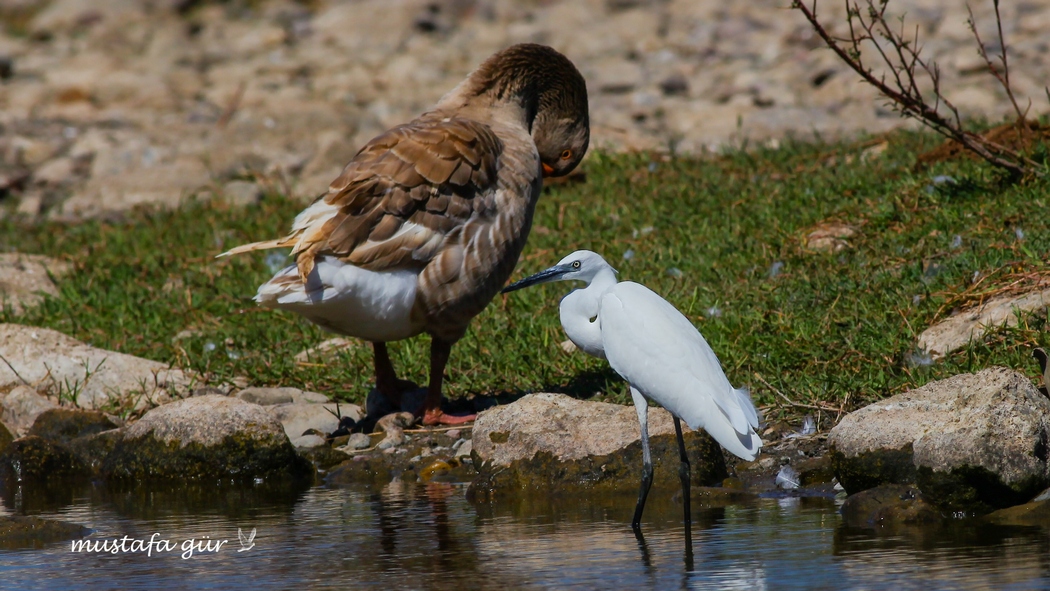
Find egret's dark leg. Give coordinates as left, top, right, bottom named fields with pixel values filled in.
left=674, top=416, right=694, bottom=570
left=633, top=526, right=653, bottom=572
left=673, top=417, right=692, bottom=526
left=630, top=387, right=653, bottom=530
left=421, top=337, right=476, bottom=426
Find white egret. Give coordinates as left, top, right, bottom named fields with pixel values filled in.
left=503, top=250, right=762, bottom=530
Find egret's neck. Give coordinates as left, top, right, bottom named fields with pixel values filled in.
left=559, top=268, right=618, bottom=360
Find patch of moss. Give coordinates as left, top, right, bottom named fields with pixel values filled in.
left=467, top=431, right=728, bottom=500
left=984, top=499, right=1050, bottom=527
left=101, top=432, right=312, bottom=482
left=300, top=445, right=352, bottom=472
left=0, top=435, right=89, bottom=482
left=830, top=444, right=916, bottom=494
left=28, top=409, right=118, bottom=444
left=840, top=483, right=943, bottom=529
left=489, top=431, right=509, bottom=444
left=0, top=516, right=89, bottom=550
left=0, top=422, right=12, bottom=456
left=916, top=464, right=1047, bottom=515
left=326, top=457, right=393, bottom=487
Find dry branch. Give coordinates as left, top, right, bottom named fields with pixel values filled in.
left=793, top=0, right=1048, bottom=179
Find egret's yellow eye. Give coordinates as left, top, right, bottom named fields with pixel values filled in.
left=571, top=261, right=581, bottom=269
left=561, top=149, right=573, bottom=160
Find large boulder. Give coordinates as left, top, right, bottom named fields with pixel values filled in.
left=101, top=395, right=311, bottom=481
left=829, top=368, right=1050, bottom=513
left=0, top=324, right=195, bottom=409
left=469, top=393, right=728, bottom=497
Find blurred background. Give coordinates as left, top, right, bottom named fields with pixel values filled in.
left=0, top=0, right=1047, bottom=220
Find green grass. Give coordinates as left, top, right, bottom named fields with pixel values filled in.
left=3, top=129, right=1049, bottom=427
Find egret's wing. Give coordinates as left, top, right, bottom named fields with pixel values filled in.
left=600, top=282, right=761, bottom=460
left=221, top=113, right=502, bottom=283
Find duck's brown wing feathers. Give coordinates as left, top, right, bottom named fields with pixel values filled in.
left=223, top=114, right=503, bottom=282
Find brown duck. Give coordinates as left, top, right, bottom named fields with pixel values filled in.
left=221, top=43, right=589, bottom=425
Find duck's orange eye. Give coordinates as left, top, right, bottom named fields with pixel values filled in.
left=560, top=149, right=573, bottom=160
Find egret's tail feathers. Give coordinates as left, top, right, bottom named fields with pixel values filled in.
left=217, top=238, right=293, bottom=258
left=735, top=386, right=761, bottom=430
left=701, top=415, right=762, bottom=462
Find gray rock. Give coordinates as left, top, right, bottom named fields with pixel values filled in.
left=268, top=401, right=362, bottom=440
left=0, top=324, right=195, bottom=409
left=470, top=393, right=727, bottom=496
left=236, top=387, right=297, bottom=405
left=829, top=368, right=1050, bottom=513
left=919, top=289, right=1050, bottom=358
left=345, top=432, right=371, bottom=450
left=102, top=395, right=311, bottom=481
left=1, top=386, right=58, bottom=437
left=454, top=439, right=472, bottom=459
left=0, top=254, right=72, bottom=315
left=290, top=434, right=326, bottom=449
left=236, top=386, right=329, bottom=405
left=375, top=411, right=415, bottom=448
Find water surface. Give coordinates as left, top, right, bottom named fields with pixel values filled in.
left=2, top=480, right=1049, bottom=590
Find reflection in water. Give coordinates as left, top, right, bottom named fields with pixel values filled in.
left=0, top=478, right=1049, bottom=590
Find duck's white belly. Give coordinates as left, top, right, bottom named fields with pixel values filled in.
left=255, top=256, right=421, bottom=342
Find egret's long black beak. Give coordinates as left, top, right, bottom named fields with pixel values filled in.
left=502, top=264, right=575, bottom=294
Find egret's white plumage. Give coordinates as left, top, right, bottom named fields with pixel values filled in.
left=503, top=249, right=763, bottom=530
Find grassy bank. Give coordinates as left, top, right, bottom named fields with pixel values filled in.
left=3, top=129, right=1049, bottom=427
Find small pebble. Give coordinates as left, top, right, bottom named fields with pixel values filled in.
left=451, top=438, right=466, bottom=450
left=446, top=429, right=460, bottom=440
left=768, top=261, right=784, bottom=279
left=377, top=440, right=395, bottom=450
left=667, top=267, right=683, bottom=278
left=622, top=248, right=635, bottom=261
left=454, top=440, right=473, bottom=458
left=347, top=432, right=370, bottom=450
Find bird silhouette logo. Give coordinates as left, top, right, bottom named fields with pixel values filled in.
left=237, top=528, right=256, bottom=552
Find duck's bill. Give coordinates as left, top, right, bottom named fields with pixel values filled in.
left=502, top=264, right=574, bottom=293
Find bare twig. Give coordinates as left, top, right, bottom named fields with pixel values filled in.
left=793, top=0, right=1047, bottom=178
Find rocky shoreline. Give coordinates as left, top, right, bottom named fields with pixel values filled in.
left=7, top=338, right=1050, bottom=548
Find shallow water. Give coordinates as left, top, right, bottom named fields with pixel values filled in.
left=2, top=479, right=1050, bottom=591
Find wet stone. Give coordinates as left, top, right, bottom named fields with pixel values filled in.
left=27, top=408, right=118, bottom=444
left=840, top=484, right=944, bottom=529
left=101, top=395, right=311, bottom=482
left=0, top=435, right=90, bottom=482
left=984, top=499, right=1050, bottom=528
left=300, top=445, right=351, bottom=472
left=829, top=368, right=1050, bottom=514
left=0, top=515, right=90, bottom=550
